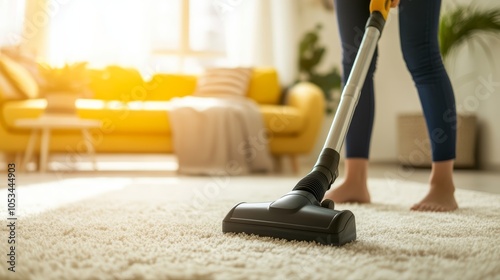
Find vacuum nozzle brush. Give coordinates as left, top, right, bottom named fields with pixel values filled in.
left=222, top=149, right=356, bottom=246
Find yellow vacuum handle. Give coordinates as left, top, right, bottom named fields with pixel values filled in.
left=370, top=0, right=391, bottom=20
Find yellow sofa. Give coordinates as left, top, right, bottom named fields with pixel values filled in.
left=0, top=65, right=325, bottom=171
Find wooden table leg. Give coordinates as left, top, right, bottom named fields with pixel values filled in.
left=81, top=129, right=97, bottom=170
left=22, top=130, right=39, bottom=171
left=40, top=128, right=51, bottom=173
left=290, top=155, right=300, bottom=174
left=273, top=155, right=283, bottom=173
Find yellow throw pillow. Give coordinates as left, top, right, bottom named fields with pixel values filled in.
left=89, top=66, right=145, bottom=101
left=247, top=68, right=281, bottom=105
left=146, top=74, right=197, bottom=101
left=195, top=67, right=253, bottom=98
left=0, top=71, right=24, bottom=101
left=0, top=54, right=39, bottom=99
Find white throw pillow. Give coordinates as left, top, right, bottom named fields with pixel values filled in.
left=195, top=67, right=252, bottom=98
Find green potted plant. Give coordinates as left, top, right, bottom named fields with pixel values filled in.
left=297, top=24, right=342, bottom=114
left=39, top=62, right=90, bottom=115
left=439, top=5, right=500, bottom=63
left=398, top=4, right=500, bottom=168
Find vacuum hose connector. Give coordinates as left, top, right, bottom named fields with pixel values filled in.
left=366, top=11, right=386, bottom=34
left=367, top=0, right=390, bottom=33
left=292, top=148, right=341, bottom=202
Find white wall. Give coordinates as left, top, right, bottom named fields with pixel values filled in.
left=444, top=0, right=500, bottom=170
left=298, top=0, right=500, bottom=170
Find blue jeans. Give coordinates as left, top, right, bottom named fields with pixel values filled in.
left=335, top=0, right=456, bottom=161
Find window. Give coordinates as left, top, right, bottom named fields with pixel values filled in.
left=150, top=0, right=225, bottom=53
left=47, top=0, right=229, bottom=74
left=188, top=0, right=226, bottom=53
left=0, top=0, right=26, bottom=47
left=148, top=0, right=228, bottom=73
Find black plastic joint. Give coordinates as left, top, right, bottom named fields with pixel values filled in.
left=292, top=148, right=341, bottom=202
left=292, top=170, right=330, bottom=202
left=312, top=148, right=340, bottom=184
left=366, top=11, right=386, bottom=33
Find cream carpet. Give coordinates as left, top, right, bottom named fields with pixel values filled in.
left=1, top=175, right=499, bottom=280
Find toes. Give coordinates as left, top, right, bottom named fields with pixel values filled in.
left=423, top=204, right=435, bottom=211
left=436, top=206, right=446, bottom=212
left=411, top=203, right=452, bottom=212
left=411, top=203, right=434, bottom=212
left=411, top=203, right=429, bottom=211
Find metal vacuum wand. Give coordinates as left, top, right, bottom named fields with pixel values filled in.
left=323, top=26, right=380, bottom=153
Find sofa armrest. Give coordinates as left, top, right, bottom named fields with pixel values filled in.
left=271, top=82, right=325, bottom=155
left=286, top=82, right=325, bottom=118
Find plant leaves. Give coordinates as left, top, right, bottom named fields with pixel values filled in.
left=439, top=6, right=500, bottom=61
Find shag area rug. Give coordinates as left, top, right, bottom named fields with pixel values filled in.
left=0, top=175, right=499, bottom=280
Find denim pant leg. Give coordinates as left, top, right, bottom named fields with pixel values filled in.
left=335, top=0, right=377, bottom=159
left=399, top=0, right=457, bottom=161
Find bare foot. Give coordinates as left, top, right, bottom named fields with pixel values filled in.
left=323, top=182, right=371, bottom=204
left=323, top=158, right=371, bottom=203
left=411, top=184, right=458, bottom=212
left=411, top=160, right=458, bottom=212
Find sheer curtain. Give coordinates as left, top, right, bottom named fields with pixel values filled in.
left=223, top=0, right=299, bottom=85
left=46, top=0, right=151, bottom=67
left=0, top=0, right=26, bottom=47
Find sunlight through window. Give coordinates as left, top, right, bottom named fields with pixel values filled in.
left=189, top=0, right=226, bottom=53
left=150, top=0, right=181, bottom=50
left=0, top=0, right=26, bottom=46
left=47, top=0, right=150, bottom=67
left=46, top=0, right=228, bottom=73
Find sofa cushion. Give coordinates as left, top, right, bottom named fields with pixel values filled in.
left=0, top=54, right=39, bottom=99
left=89, top=66, right=146, bottom=101
left=145, top=68, right=281, bottom=104
left=259, top=105, right=305, bottom=135
left=2, top=99, right=303, bottom=135
left=1, top=99, right=173, bottom=134
left=145, top=74, right=197, bottom=101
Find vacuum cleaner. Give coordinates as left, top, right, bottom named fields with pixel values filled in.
left=223, top=0, right=392, bottom=246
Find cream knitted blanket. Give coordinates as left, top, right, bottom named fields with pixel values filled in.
left=169, top=96, right=273, bottom=175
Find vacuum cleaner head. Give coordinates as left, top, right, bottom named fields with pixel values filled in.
left=223, top=190, right=356, bottom=246
left=223, top=149, right=356, bottom=246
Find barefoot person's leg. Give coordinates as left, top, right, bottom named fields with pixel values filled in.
left=323, top=158, right=370, bottom=203
left=399, top=0, right=458, bottom=211
left=411, top=160, right=458, bottom=211
left=324, top=0, right=375, bottom=204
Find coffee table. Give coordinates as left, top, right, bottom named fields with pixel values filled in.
left=15, top=114, right=102, bottom=172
